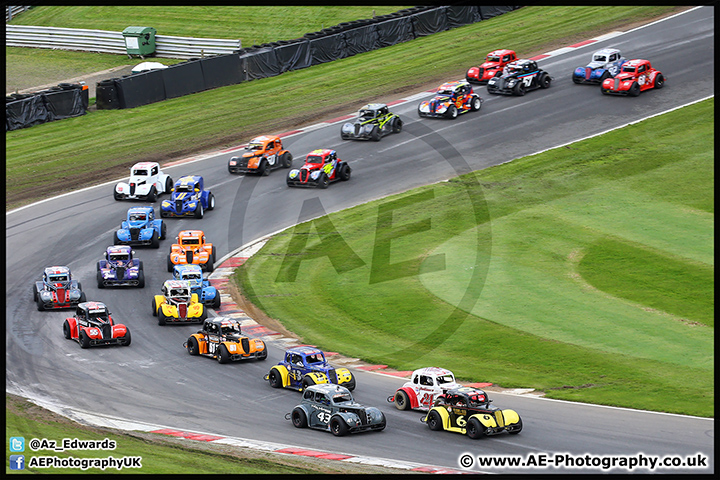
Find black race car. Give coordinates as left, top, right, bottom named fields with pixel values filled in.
left=487, top=59, right=552, bottom=96
left=340, top=103, right=402, bottom=141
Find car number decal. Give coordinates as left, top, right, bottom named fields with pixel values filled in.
left=522, top=75, right=535, bottom=87
left=317, top=411, right=331, bottom=424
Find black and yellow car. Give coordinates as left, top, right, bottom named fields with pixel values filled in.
left=340, top=103, right=402, bottom=141
left=422, top=386, right=522, bottom=439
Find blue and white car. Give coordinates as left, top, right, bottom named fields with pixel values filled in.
left=114, top=206, right=166, bottom=248
left=572, top=48, right=627, bottom=85
left=172, top=264, right=221, bottom=309
left=160, top=175, right=215, bottom=219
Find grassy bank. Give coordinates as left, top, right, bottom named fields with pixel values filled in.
left=236, top=99, right=714, bottom=417
left=5, top=6, right=684, bottom=210
left=5, top=394, right=409, bottom=474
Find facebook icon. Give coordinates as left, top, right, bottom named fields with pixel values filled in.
left=10, top=455, right=25, bottom=470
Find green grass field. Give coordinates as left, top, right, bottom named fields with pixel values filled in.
left=5, top=5, right=684, bottom=210
left=237, top=99, right=714, bottom=418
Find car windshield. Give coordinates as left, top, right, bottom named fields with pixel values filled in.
left=333, top=393, right=353, bottom=403
left=175, top=184, right=194, bottom=192
left=305, top=155, right=323, bottom=164
left=593, top=54, right=607, bottom=62
left=437, top=89, right=453, bottom=96
left=467, top=393, right=487, bottom=407
left=247, top=142, right=264, bottom=151
left=128, top=213, right=146, bottom=221
left=48, top=275, right=69, bottom=282
left=169, top=288, right=189, bottom=300
left=359, top=109, right=376, bottom=118
left=183, top=272, right=202, bottom=280
left=436, top=374, right=455, bottom=384
left=132, top=169, right=148, bottom=176
left=486, top=54, right=500, bottom=62
left=305, top=353, right=325, bottom=364
left=109, top=253, right=130, bottom=262
left=622, top=65, right=637, bottom=73
left=221, top=325, right=240, bottom=335
left=182, top=238, right=200, bottom=245
left=89, top=313, right=110, bottom=323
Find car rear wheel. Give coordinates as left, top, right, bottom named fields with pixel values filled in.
left=217, top=344, right=231, bottom=364
left=427, top=410, right=443, bottom=431
left=63, top=320, right=72, bottom=339
left=268, top=369, right=282, bottom=388
left=187, top=336, right=200, bottom=355
left=654, top=74, right=664, bottom=89
left=394, top=390, right=411, bottom=410
left=330, top=416, right=349, bottom=436
left=291, top=408, right=308, bottom=428
left=466, top=417, right=485, bottom=439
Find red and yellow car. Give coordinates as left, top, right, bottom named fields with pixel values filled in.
left=601, top=59, right=664, bottom=96
left=286, top=149, right=351, bottom=188
left=466, top=49, right=517, bottom=84
left=167, top=229, right=216, bottom=272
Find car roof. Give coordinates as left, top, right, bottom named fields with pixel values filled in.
left=487, top=48, right=514, bottom=56
left=175, top=175, right=202, bottom=186
left=287, top=346, right=324, bottom=356
left=413, top=366, right=454, bottom=377
left=306, top=149, right=333, bottom=158
left=360, top=103, right=387, bottom=110
left=178, top=229, right=205, bottom=237
left=445, top=386, right=486, bottom=397
left=107, top=245, right=132, bottom=254
left=624, top=59, right=650, bottom=67
left=250, top=134, right=280, bottom=143
left=305, top=383, right=350, bottom=395
left=132, top=161, right=159, bottom=169
left=45, top=266, right=70, bottom=274
left=593, top=47, right=621, bottom=56
left=174, top=264, right=202, bottom=273
left=79, top=301, right=107, bottom=311
left=438, top=80, right=469, bottom=90
left=208, top=316, right=239, bottom=327
left=127, top=206, right=153, bottom=214
left=164, top=279, right=191, bottom=289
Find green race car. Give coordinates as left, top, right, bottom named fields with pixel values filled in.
left=340, top=103, right=402, bottom=141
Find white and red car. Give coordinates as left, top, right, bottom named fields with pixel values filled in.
left=114, top=161, right=173, bottom=202
left=387, top=367, right=463, bottom=411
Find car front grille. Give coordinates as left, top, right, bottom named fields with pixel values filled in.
left=477, top=67, right=484, bottom=78
left=354, top=124, right=361, bottom=136
left=175, top=200, right=183, bottom=212
left=115, top=266, right=125, bottom=279
left=186, top=251, right=194, bottom=264
left=494, top=410, right=505, bottom=428
left=327, top=369, right=338, bottom=384
left=241, top=338, right=250, bottom=353
left=101, top=324, right=111, bottom=339
left=129, top=228, right=140, bottom=240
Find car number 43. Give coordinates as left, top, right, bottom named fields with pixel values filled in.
left=317, top=412, right=331, bottom=424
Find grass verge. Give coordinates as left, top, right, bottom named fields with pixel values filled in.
left=5, top=394, right=411, bottom=474
left=5, top=5, right=686, bottom=210
left=236, top=99, right=714, bottom=418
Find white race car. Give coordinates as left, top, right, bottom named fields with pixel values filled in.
left=114, top=161, right=173, bottom=202
left=387, top=367, right=463, bottom=411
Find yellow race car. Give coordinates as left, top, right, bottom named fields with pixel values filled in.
left=152, top=279, right=206, bottom=325
left=422, top=386, right=522, bottom=438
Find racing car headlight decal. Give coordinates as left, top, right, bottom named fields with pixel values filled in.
left=419, top=103, right=430, bottom=113
left=161, top=200, right=170, bottom=207
left=364, top=124, right=374, bottom=133
left=341, top=123, right=353, bottom=133
left=254, top=339, right=264, bottom=348
left=310, top=171, right=321, bottom=180
left=229, top=160, right=237, bottom=166
left=289, top=170, right=299, bottom=179
left=436, top=104, right=447, bottom=113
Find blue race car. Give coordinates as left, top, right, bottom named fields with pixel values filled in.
left=96, top=245, right=145, bottom=288
left=172, top=264, right=221, bottom=309
left=113, top=206, right=166, bottom=248
left=265, top=346, right=356, bottom=392
left=572, top=47, right=627, bottom=85
left=160, top=175, right=215, bottom=219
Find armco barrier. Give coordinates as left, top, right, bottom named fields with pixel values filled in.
left=101, top=6, right=520, bottom=110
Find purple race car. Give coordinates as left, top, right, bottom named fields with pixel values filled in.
left=96, top=245, right=145, bottom=288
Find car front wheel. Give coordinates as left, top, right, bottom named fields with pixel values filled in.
left=466, top=417, right=485, bottom=439
left=445, top=105, right=458, bottom=119
left=427, top=410, right=443, bottom=431
left=330, top=416, right=348, bottom=436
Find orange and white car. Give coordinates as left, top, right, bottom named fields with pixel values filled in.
left=228, top=135, right=293, bottom=175
left=167, top=230, right=216, bottom=272
left=185, top=316, right=267, bottom=363
left=387, top=367, right=463, bottom=411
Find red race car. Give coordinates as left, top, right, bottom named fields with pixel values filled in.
left=286, top=149, right=351, bottom=188
left=62, top=301, right=131, bottom=348
left=601, top=59, right=665, bottom=96
left=466, top=49, right=517, bottom=84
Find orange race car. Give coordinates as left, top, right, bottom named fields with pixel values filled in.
left=228, top=135, right=293, bottom=175
left=167, top=229, right=216, bottom=272
left=184, top=316, right=267, bottom=363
